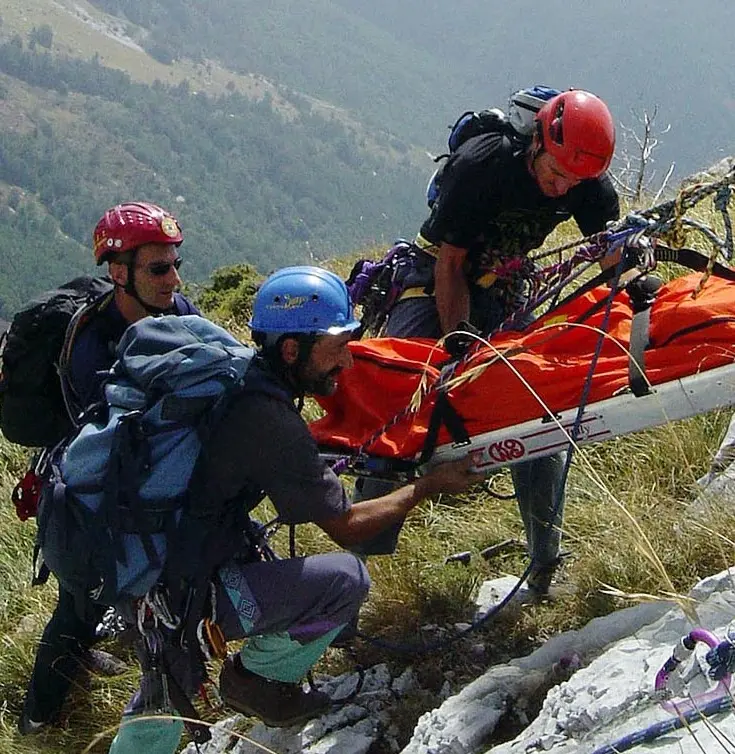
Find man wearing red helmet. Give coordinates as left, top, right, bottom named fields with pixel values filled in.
left=68, top=202, right=200, bottom=408
left=353, top=90, right=620, bottom=599
left=19, top=202, right=200, bottom=735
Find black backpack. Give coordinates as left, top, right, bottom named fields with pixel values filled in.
left=0, top=275, right=114, bottom=447
left=426, top=85, right=561, bottom=207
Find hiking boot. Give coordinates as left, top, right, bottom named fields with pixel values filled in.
left=219, top=654, right=331, bottom=727
left=525, top=559, right=570, bottom=602
left=81, top=648, right=128, bottom=677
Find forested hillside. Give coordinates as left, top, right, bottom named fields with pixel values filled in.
left=80, top=0, right=735, bottom=177
left=83, top=0, right=467, bottom=143
left=2, top=0, right=735, bottom=316
left=0, top=37, right=427, bottom=317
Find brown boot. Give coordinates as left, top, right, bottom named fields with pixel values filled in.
left=219, top=654, right=330, bottom=727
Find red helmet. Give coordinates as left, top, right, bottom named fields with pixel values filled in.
left=93, top=201, right=183, bottom=265
left=536, top=90, right=615, bottom=179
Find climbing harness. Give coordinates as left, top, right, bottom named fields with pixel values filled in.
left=346, top=239, right=420, bottom=336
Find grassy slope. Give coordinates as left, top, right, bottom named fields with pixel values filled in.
left=2, top=200, right=735, bottom=750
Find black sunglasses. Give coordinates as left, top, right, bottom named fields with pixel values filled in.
left=140, top=257, right=183, bottom=277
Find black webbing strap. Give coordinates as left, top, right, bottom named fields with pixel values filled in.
left=655, top=245, right=735, bottom=280
left=419, top=392, right=470, bottom=465
left=544, top=244, right=735, bottom=321
left=626, top=275, right=663, bottom=397
left=162, top=653, right=211, bottom=745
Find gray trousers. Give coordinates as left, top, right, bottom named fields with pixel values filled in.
left=352, top=294, right=566, bottom=567
left=124, top=552, right=369, bottom=714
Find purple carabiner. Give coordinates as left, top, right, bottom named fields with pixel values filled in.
left=654, top=628, right=731, bottom=714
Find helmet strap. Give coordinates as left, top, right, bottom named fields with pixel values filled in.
left=526, top=129, right=545, bottom=179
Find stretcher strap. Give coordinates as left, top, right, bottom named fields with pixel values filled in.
left=626, top=275, right=663, bottom=397
left=419, top=392, right=470, bottom=465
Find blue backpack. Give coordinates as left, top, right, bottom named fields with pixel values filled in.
left=36, top=315, right=280, bottom=614
left=426, top=85, right=561, bottom=207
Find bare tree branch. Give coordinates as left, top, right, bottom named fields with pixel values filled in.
left=614, top=106, right=674, bottom=204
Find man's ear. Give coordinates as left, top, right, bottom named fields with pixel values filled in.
left=280, top=337, right=300, bottom=366
left=108, top=261, right=128, bottom=288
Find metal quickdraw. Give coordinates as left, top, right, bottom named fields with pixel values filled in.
left=196, top=583, right=227, bottom=662
left=135, top=589, right=213, bottom=746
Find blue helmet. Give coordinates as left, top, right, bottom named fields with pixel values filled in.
left=249, top=266, right=361, bottom=336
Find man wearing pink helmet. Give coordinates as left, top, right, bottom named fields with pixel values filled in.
left=19, top=201, right=200, bottom=735
left=353, top=90, right=620, bottom=600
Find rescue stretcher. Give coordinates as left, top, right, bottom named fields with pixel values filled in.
left=311, top=271, right=735, bottom=479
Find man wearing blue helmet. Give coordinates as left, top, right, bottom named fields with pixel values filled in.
left=107, top=266, right=481, bottom=754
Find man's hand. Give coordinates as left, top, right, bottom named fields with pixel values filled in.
left=320, top=457, right=483, bottom=548
left=417, top=456, right=484, bottom=497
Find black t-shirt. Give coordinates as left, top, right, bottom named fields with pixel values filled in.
left=204, top=386, right=349, bottom=526
left=419, top=133, right=620, bottom=286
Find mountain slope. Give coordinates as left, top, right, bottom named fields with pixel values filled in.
left=0, top=32, right=430, bottom=316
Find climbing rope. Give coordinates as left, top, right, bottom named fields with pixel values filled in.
left=330, top=167, right=735, bottom=478
left=589, top=695, right=733, bottom=754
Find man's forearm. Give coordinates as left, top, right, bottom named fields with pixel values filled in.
left=435, top=244, right=470, bottom=334
left=436, top=285, right=470, bottom=334
left=318, top=477, right=439, bottom=547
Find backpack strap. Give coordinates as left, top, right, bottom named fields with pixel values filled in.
left=58, top=289, right=115, bottom=427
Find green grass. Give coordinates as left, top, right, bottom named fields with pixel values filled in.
left=2, top=193, right=735, bottom=751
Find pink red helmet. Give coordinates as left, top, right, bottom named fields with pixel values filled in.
left=535, top=90, right=615, bottom=179
left=93, top=202, right=183, bottom=265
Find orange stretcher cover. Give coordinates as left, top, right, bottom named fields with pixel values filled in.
left=310, top=273, right=735, bottom=459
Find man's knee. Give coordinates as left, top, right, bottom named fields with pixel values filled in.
left=331, top=553, right=371, bottom=606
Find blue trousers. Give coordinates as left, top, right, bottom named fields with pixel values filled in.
left=21, top=585, right=105, bottom=724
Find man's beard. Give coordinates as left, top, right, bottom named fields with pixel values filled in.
left=297, top=366, right=342, bottom=396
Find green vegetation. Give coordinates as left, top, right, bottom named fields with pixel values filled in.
left=3, top=204, right=735, bottom=749
left=0, top=40, right=428, bottom=317
left=83, top=0, right=465, bottom=144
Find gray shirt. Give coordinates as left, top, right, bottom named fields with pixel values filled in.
left=206, top=389, right=349, bottom=525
